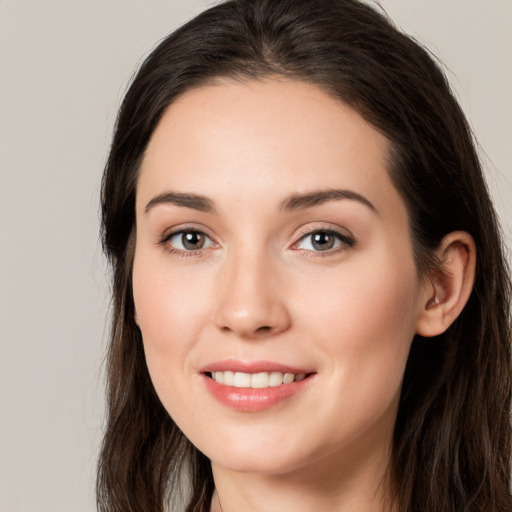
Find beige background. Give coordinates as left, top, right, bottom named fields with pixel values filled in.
left=0, top=1, right=510, bottom=511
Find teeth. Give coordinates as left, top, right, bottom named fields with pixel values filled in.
left=269, top=371, right=283, bottom=387
left=223, top=371, right=234, bottom=386
left=210, top=371, right=307, bottom=388
left=282, top=373, right=294, bottom=384
left=233, top=372, right=251, bottom=388
left=251, top=372, right=269, bottom=388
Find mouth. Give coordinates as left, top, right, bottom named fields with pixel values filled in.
left=199, top=361, right=316, bottom=412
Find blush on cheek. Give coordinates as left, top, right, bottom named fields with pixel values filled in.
left=344, top=276, right=416, bottom=341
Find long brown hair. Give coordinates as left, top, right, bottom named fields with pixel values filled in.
left=98, top=1, right=512, bottom=510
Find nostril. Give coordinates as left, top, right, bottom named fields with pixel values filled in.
left=256, top=326, right=272, bottom=333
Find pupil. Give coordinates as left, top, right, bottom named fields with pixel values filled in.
left=183, top=231, right=204, bottom=250
left=312, top=232, right=334, bottom=251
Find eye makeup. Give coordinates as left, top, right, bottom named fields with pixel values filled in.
left=290, top=223, right=356, bottom=258
left=157, top=223, right=356, bottom=260
left=158, top=225, right=217, bottom=258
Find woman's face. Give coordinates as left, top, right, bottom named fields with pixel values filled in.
left=133, top=79, right=428, bottom=477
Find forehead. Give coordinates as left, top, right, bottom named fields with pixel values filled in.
left=137, top=79, right=402, bottom=219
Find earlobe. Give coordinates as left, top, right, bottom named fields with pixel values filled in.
left=416, top=231, right=476, bottom=337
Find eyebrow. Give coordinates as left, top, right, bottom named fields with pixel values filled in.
left=144, top=188, right=377, bottom=215
left=280, top=188, right=378, bottom=214
left=145, top=192, right=216, bottom=214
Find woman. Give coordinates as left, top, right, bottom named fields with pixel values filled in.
left=97, top=0, right=512, bottom=511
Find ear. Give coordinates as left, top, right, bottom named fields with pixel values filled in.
left=416, top=231, right=476, bottom=337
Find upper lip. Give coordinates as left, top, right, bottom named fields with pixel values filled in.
left=198, top=359, right=314, bottom=374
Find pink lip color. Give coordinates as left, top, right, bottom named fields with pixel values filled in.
left=199, top=360, right=315, bottom=412
left=199, top=359, right=312, bottom=374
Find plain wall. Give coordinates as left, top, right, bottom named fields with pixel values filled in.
left=0, top=1, right=510, bottom=511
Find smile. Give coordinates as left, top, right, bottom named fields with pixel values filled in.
left=208, top=371, right=307, bottom=388
left=200, top=362, right=316, bottom=412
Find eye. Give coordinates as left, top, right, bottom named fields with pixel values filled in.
left=295, top=229, right=354, bottom=252
left=164, top=229, right=215, bottom=252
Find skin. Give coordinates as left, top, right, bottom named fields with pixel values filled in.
left=132, top=79, right=475, bottom=511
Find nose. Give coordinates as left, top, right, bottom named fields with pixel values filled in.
left=213, top=250, right=291, bottom=339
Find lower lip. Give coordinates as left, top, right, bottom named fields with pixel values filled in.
left=202, top=374, right=313, bottom=412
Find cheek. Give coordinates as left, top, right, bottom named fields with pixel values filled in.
left=132, top=269, right=209, bottom=439
left=350, top=263, right=418, bottom=345
left=302, top=247, right=420, bottom=392
left=284, top=251, right=420, bottom=453
left=131, top=248, right=213, bottom=390
left=134, top=272, right=205, bottom=343
left=331, top=234, right=418, bottom=332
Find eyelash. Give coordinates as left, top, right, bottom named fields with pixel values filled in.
left=159, top=226, right=355, bottom=259
left=292, top=227, right=355, bottom=256
left=159, top=227, right=215, bottom=258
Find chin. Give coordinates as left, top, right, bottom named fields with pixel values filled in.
left=210, top=451, right=306, bottom=476
left=196, top=428, right=325, bottom=477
